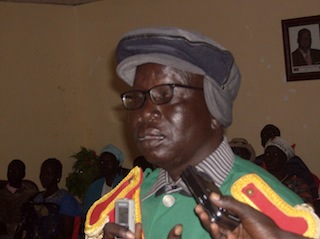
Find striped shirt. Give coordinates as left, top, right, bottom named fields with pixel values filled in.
left=142, top=136, right=235, bottom=201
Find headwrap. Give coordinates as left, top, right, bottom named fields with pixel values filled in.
left=265, top=136, right=295, bottom=160
left=100, top=144, right=124, bottom=165
left=116, top=27, right=241, bottom=128
left=229, top=138, right=256, bottom=161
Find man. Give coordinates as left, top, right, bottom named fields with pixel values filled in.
left=0, top=159, right=38, bottom=238
left=291, top=28, right=320, bottom=66
left=86, top=27, right=319, bottom=239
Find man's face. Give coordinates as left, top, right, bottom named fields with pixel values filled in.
left=127, top=63, right=214, bottom=172
left=7, top=162, right=25, bottom=187
left=298, top=30, right=311, bottom=51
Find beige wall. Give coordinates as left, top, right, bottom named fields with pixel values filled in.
left=1, top=0, right=319, bottom=189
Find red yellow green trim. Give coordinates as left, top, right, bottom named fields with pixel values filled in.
left=230, top=173, right=319, bottom=238
left=85, top=166, right=143, bottom=239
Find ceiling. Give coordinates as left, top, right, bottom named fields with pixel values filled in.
left=0, top=0, right=101, bottom=5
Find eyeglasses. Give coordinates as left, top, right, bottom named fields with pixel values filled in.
left=121, top=83, right=203, bottom=110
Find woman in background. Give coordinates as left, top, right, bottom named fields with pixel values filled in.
left=23, top=158, right=83, bottom=239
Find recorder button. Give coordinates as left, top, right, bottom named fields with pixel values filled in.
left=163, top=195, right=175, bottom=207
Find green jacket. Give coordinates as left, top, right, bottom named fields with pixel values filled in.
left=140, top=156, right=303, bottom=239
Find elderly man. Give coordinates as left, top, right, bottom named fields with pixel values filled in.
left=85, top=27, right=319, bottom=239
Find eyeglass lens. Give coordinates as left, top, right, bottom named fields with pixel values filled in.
left=122, top=84, right=173, bottom=110
left=121, top=84, right=202, bottom=110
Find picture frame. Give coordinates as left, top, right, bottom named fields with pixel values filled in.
left=281, top=15, right=320, bottom=81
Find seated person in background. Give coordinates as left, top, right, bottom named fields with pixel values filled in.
left=0, top=159, right=38, bottom=238
left=83, top=144, right=128, bottom=213
left=254, top=124, right=280, bottom=167
left=133, top=155, right=155, bottom=172
left=286, top=156, right=319, bottom=200
left=20, top=158, right=83, bottom=239
left=264, top=136, right=314, bottom=204
left=195, top=192, right=320, bottom=239
left=229, top=138, right=256, bottom=161
left=255, top=124, right=319, bottom=200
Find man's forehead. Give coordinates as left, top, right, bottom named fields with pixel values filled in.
left=133, top=63, right=203, bottom=85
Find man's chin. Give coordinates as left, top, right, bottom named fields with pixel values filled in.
left=139, top=148, right=171, bottom=165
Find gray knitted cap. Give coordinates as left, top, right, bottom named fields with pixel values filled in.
left=116, top=27, right=241, bottom=128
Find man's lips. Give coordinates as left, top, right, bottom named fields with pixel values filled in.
left=136, top=128, right=165, bottom=145
left=137, top=135, right=165, bottom=141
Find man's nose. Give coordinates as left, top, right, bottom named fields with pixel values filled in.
left=138, top=97, right=161, bottom=123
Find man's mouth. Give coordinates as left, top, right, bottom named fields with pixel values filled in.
left=138, top=135, right=165, bottom=141
left=136, top=128, right=165, bottom=148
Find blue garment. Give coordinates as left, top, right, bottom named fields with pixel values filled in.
left=83, top=174, right=123, bottom=213
left=33, top=189, right=83, bottom=217
left=25, top=189, right=83, bottom=239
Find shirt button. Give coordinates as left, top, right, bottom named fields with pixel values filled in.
left=163, top=194, right=175, bottom=207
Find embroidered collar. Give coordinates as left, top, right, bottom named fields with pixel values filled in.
left=142, top=136, right=235, bottom=201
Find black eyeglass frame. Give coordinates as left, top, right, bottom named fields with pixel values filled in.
left=120, top=83, right=203, bottom=110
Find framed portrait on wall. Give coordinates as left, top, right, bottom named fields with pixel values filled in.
left=281, top=15, right=320, bottom=81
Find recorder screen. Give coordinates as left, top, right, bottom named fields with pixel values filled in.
left=118, top=205, right=129, bottom=225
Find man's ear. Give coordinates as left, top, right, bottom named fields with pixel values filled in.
left=210, top=118, right=221, bottom=130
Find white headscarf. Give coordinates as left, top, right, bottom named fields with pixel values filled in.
left=265, top=136, right=295, bottom=160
